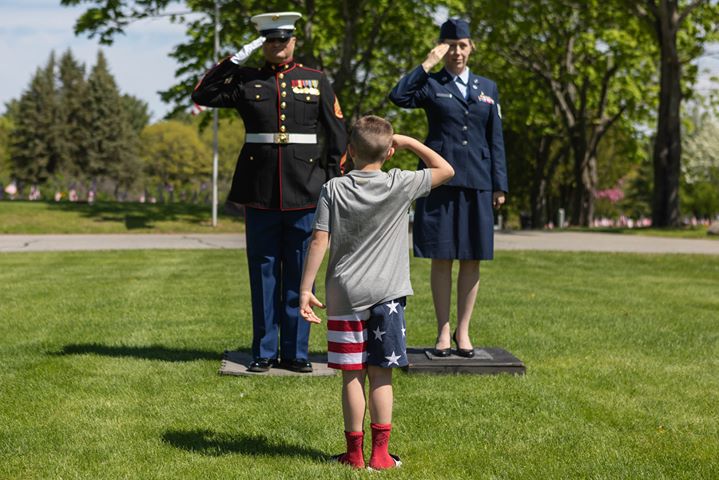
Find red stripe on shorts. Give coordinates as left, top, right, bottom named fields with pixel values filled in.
left=328, top=341, right=367, bottom=354
left=328, top=362, right=365, bottom=370
left=327, top=319, right=366, bottom=332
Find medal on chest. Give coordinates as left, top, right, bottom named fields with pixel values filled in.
left=291, top=79, right=320, bottom=96
left=477, top=91, right=495, bottom=104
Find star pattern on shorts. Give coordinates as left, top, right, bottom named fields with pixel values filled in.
left=401, top=327, right=406, bottom=337
left=386, top=300, right=399, bottom=315
left=385, top=351, right=401, bottom=366
left=373, top=326, right=386, bottom=342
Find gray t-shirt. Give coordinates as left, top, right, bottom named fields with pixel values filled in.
left=313, top=168, right=432, bottom=315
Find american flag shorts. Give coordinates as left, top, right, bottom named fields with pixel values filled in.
left=327, top=297, right=408, bottom=370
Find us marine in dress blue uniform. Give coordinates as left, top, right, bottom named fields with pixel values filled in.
left=389, top=18, right=508, bottom=358
left=192, top=12, right=347, bottom=373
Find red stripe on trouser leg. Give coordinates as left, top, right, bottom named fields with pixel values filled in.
left=369, top=423, right=394, bottom=470
left=341, top=430, right=365, bottom=468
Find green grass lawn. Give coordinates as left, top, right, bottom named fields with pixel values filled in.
left=1, top=250, right=717, bottom=479
left=0, top=200, right=244, bottom=234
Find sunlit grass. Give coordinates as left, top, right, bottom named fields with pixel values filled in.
left=0, top=200, right=244, bottom=234
left=1, top=250, right=717, bottom=479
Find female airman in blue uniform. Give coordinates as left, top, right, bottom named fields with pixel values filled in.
left=389, top=19, right=508, bottom=358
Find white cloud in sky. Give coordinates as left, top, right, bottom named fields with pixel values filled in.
left=0, top=0, right=192, bottom=121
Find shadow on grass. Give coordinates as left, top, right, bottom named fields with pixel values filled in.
left=162, top=429, right=326, bottom=460
left=46, top=201, right=243, bottom=228
left=53, top=343, right=222, bottom=362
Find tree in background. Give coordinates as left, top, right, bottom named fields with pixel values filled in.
left=139, top=120, right=211, bottom=193
left=122, top=94, right=151, bottom=134
left=164, top=110, right=246, bottom=195
left=10, top=53, right=63, bottom=185
left=628, top=0, right=719, bottom=227
left=473, top=42, right=570, bottom=228
left=4, top=50, right=149, bottom=199
left=56, top=49, right=92, bottom=180
left=469, top=0, right=656, bottom=226
left=0, top=116, right=12, bottom=183
left=681, top=112, right=719, bottom=218
left=85, top=50, right=139, bottom=197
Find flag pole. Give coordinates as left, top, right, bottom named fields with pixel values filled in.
left=211, top=0, right=220, bottom=227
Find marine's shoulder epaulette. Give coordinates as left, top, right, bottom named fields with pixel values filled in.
left=296, top=64, right=323, bottom=74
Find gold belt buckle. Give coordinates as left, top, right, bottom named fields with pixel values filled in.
left=274, top=132, right=289, bottom=144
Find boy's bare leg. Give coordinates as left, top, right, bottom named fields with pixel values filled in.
left=431, top=259, right=453, bottom=349
left=342, top=370, right=367, bottom=432
left=456, top=260, right=480, bottom=348
left=367, top=366, right=397, bottom=469
left=336, top=369, right=367, bottom=468
left=367, top=366, right=393, bottom=424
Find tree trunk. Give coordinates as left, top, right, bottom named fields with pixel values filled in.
left=569, top=131, right=596, bottom=227
left=530, top=178, right=548, bottom=229
left=530, top=136, right=566, bottom=228
left=299, top=0, right=321, bottom=69
left=652, top=20, right=682, bottom=227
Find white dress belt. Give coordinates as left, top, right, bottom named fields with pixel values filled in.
left=245, top=133, right=317, bottom=144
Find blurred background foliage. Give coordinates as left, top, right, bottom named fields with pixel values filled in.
left=1, top=0, right=717, bottom=228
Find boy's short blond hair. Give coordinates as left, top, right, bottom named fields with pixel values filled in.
left=349, top=115, right=394, bottom=164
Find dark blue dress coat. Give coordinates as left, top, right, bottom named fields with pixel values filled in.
left=390, top=65, right=507, bottom=192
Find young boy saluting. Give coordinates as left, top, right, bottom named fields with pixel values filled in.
left=299, top=115, right=454, bottom=470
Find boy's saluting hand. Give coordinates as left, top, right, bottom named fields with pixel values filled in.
left=391, top=134, right=455, bottom=188
left=300, top=290, right=325, bottom=324
left=391, top=134, right=414, bottom=150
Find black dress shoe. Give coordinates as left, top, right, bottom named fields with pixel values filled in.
left=248, top=358, right=273, bottom=372
left=280, top=358, right=313, bottom=373
left=452, top=331, right=475, bottom=358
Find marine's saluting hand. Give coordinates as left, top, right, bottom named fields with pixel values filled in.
left=422, top=42, right=450, bottom=72
left=230, top=36, right=266, bottom=65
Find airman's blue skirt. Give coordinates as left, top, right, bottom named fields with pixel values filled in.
left=413, top=186, right=494, bottom=260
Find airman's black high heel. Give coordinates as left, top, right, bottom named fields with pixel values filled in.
left=452, top=331, right=475, bottom=358
left=433, top=336, right=451, bottom=357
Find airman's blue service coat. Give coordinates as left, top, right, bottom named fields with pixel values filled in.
left=389, top=65, right=508, bottom=193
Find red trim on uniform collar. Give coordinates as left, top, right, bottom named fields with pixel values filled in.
left=265, top=59, right=296, bottom=71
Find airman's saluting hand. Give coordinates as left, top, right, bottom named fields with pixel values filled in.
left=421, top=43, right=450, bottom=72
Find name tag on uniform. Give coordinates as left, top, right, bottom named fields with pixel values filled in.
left=436, top=92, right=453, bottom=98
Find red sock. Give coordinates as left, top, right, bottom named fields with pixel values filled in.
left=369, top=423, right=395, bottom=469
left=340, top=430, right=365, bottom=468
